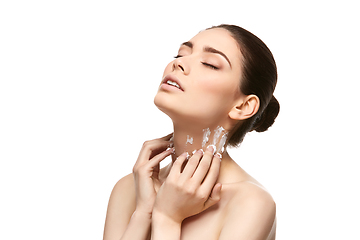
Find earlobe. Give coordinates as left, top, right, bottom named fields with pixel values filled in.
left=228, top=95, right=260, bottom=121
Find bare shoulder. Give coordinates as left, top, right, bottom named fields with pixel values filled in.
left=112, top=173, right=136, bottom=197
left=219, top=181, right=276, bottom=240
left=108, top=173, right=136, bottom=211
left=234, top=181, right=275, bottom=206
left=103, top=173, right=136, bottom=240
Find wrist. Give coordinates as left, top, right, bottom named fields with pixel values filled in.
left=135, top=201, right=156, bottom=215
left=152, top=210, right=181, bottom=224
left=133, top=208, right=153, bottom=221
left=119, top=209, right=152, bottom=240
left=151, top=210, right=181, bottom=239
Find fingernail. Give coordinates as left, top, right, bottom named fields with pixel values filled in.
left=207, top=145, right=216, bottom=153
left=197, top=149, right=204, bottom=155
left=180, top=152, right=189, bottom=159
left=215, top=152, right=222, bottom=160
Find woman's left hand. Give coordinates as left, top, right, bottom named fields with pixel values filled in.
left=152, top=145, right=222, bottom=224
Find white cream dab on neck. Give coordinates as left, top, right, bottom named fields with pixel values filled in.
left=186, top=135, right=193, bottom=145
left=202, top=126, right=228, bottom=154
left=211, top=126, right=225, bottom=147
left=218, top=132, right=228, bottom=153
left=174, top=126, right=228, bottom=156
left=202, top=128, right=211, bottom=148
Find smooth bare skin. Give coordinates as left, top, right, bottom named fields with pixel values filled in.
left=152, top=145, right=222, bottom=239
left=103, top=28, right=276, bottom=240
left=155, top=28, right=260, bottom=159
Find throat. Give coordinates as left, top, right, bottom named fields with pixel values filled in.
left=171, top=125, right=228, bottom=161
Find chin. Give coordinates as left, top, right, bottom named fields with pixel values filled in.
left=154, top=91, right=228, bottom=129
left=155, top=97, right=214, bottom=129
left=154, top=93, right=178, bottom=121
left=154, top=91, right=167, bottom=111
left=154, top=92, right=175, bottom=119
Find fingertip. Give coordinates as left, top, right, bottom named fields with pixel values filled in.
left=162, top=133, right=174, bottom=141
left=167, top=147, right=175, bottom=153
left=172, top=152, right=188, bottom=171
left=206, top=144, right=216, bottom=154
left=178, top=151, right=189, bottom=159
left=195, top=149, right=204, bottom=155
left=174, top=152, right=188, bottom=163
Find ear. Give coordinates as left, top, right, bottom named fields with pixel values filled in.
left=228, top=95, right=260, bottom=121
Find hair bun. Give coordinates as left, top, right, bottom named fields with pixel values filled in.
left=252, top=96, right=280, bottom=132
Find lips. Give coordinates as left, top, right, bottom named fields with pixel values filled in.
left=162, top=75, right=184, bottom=91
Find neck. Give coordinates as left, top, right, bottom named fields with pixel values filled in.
left=170, top=123, right=229, bottom=162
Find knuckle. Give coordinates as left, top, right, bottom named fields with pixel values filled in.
left=184, top=186, right=196, bottom=196
left=132, top=167, right=140, bottom=175
left=142, top=140, right=152, bottom=148
left=133, top=164, right=147, bottom=174
left=132, top=164, right=140, bottom=173
left=196, top=191, right=208, bottom=201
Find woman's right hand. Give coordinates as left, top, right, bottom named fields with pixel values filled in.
left=132, top=133, right=174, bottom=215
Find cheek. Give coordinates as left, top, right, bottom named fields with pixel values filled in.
left=188, top=80, right=238, bottom=118
left=195, top=76, right=238, bottom=102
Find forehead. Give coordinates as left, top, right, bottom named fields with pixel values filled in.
left=188, top=28, right=241, bottom=64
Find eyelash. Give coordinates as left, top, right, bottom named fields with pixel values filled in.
left=201, top=62, right=219, bottom=70
left=173, top=55, right=219, bottom=70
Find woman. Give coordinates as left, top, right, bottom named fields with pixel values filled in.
left=103, top=24, right=279, bottom=240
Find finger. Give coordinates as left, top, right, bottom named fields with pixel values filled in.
left=180, top=149, right=204, bottom=180
left=168, top=152, right=188, bottom=179
left=159, top=133, right=173, bottom=141
left=200, top=152, right=221, bottom=192
left=203, top=183, right=222, bottom=210
left=191, top=145, right=215, bottom=183
left=136, top=138, right=173, bottom=164
left=148, top=147, right=175, bottom=169
left=149, top=147, right=175, bottom=178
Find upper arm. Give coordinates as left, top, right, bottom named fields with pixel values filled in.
left=219, top=185, right=276, bottom=240
left=103, top=173, right=136, bottom=240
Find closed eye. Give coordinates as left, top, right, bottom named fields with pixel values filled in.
left=202, top=62, right=219, bottom=70
left=174, top=55, right=219, bottom=70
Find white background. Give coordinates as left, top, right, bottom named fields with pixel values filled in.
left=1, top=0, right=359, bottom=239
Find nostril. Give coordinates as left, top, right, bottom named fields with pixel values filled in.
left=172, top=60, right=185, bottom=73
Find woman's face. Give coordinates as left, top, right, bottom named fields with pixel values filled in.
left=154, top=28, right=243, bottom=128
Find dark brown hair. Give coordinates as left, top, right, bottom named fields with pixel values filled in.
left=209, top=24, right=280, bottom=147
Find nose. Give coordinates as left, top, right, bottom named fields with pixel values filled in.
left=172, top=58, right=189, bottom=75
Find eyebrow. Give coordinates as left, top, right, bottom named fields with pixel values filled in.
left=180, top=41, right=232, bottom=68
